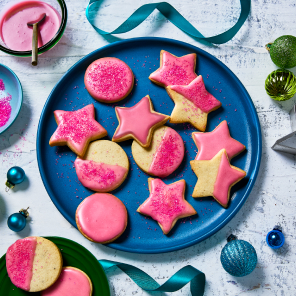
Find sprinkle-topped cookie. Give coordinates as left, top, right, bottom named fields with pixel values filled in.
left=149, top=50, right=197, bottom=87
left=132, top=126, right=184, bottom=178
left=112, top=95, right=169, bottom=147
left=84, top=57, right=134, bottom=103
left=192, top=120, right=245, bottom=160
left=167, top=76, right=221, bottom=131
left=190, top=149, right=246, bottom=208
left=49, top=104, right=107, bottom=157
left=137, top=178, right=196, bottom=234
left=75, top=140, right=129, bottom=192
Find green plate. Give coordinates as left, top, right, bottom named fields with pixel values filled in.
left=0, top=237, right=110, bottom=296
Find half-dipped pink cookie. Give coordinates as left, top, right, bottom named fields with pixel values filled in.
left=166, top=76, right=221, bottom=131
left=76, top=193, right=128, bottom=244
left=49, top=104, right=107, bottom=157
left=6, top=237, right=63, bottom=292
left=75, top=140, right=129, bottom=192
left=190, top=149, right=246, bottom=208
left=84, top=57, right=134, bottom=103
left=192, top=120, right=245, bottom=160
left=132, top=126, right=184, bottom=178
left=137, top=178, right=196, bottom=234
left=41, top=267, right=92, bottom=296
left=149, top=50, right=197, bottom=88
left=112, top=95, right=169, bottom=147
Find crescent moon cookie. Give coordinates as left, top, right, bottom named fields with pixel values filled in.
left=192, top=120, right=245, bottom=160
left=149, top=50, right=197, bottom=88
left=74, top=140, right=129, bottom=192
left=190, top=149, right=246, bottom=208
left=84, top=57, right=134, bottom=103
left=166, top=76, right=222, bottom=131
left=41, top=267, right=92, bottom=296
left=6, top=237, right=63, bottom=292
left=76, top=193, right=128, bottom=244
left=49, top=104, right=107, bottom=157
left=137, top=178, right=197, bottom=235
left=132, top=126, right=184, bottom=178
left=112, top=95, right=169, bottom=147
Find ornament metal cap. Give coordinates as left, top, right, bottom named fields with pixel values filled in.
left=227, top=234, right=237, bottom=242
left=5, top=180, right=15, bottom=192
left=19, top=207, right=29, bottom=218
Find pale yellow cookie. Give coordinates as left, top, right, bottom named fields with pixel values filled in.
left=74, top=140, right=129, bottom=192
left=190, top=149, right=246, bottom=208
left=132, top=126, right=184, bottom=178
left=6, top=237, right=63, bottom=292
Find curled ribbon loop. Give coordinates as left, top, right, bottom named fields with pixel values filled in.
left=86, top=0, right=250, bottom=44
left=99, top=260, right=206, bottom=295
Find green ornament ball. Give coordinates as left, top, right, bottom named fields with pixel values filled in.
left=266, top=35, right=296, bottom=69
left=265, top=69, right=296, bottom=101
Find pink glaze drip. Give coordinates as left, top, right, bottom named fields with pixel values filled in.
left=139, top=179, right=195, bottom=234
left=76, top=193, right=127, bottom=243
left=6, top=237, right=37, bottom=291
left=41, top=267, right=91, bottom=296
left=194, top=121, right=245, bottom=160
left=149, top=127, right=184, bottom=178
left=75, top=159, right=127, bottom=192
left=150, top=51, right=197, bottom=87
left=113, top=96, right=167, bottom=145
left=170, top=76, right=221, bottom=113
left=213, top=151, right=246, bottom=206
left=0, top=1, right=61, bottom=51
left=85, top=58, right=133, bottom=102
left=0, top=92, right=12, bottom=128
left=50, top=104, right=106, bottom=154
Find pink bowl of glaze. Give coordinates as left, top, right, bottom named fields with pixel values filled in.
left=0, top=0, right=67, bottom=57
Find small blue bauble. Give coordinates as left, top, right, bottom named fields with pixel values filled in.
left=266, top=228, right=285, bottom=249
left=7, top=208, right=29, bottom=232
left=7, top=166, right=25, bottom=185
left=220, top=235, right=257, bottom=277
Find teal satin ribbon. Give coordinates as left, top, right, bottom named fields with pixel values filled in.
left=99, top=260, right=205, bottom=295
left=86, top=0, right=250, bottom=44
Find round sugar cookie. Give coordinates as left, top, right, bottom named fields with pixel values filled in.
left=6, top=237, right=63, bottom=292
left=74, top=140, right=129, bottom=192
left=84, top=57, right=134, bottom=103
left=76, top=193, right=128, bottom=244
left=132, top=126, right=184, bottom=178
left=41, top=267, right=93, bottom=296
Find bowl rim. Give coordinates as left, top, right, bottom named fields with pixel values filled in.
left=0, top=0, right=68, bottom=57
left=0, top=63, right=23, bottom=134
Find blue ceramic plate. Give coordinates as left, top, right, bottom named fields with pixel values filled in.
left=0, top=64, right=23, bottom=134
left=37, top=38, right=261, bottom=254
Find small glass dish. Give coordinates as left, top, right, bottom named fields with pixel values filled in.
left=0, top=0, right=67, bottom=57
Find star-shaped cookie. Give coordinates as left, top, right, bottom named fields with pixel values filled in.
left=112, top=95, right=169, bottom=147
left=149, top=50, right=197, bottom=88
left=193, top=120, right=245, bottom=160
left=137, top=178, right=197, bottom=234
left=49, top=104, right=107, bottom=157
left=166, top=76, right=221, bottom=131
left=190, top=149, right=246, bottom=208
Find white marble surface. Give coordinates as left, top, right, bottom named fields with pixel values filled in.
left=1, top=0, right=296, bottom=295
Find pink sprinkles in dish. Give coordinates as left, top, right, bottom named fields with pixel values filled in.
left=0, top=94, right=12, bottom=127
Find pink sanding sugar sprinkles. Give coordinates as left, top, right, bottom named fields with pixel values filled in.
left=0, top=79, right=12, bottom=128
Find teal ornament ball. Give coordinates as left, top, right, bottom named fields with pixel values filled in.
left=7, top=208, right=29, bottom=232
left=6, top=166, right=25, bottom=191
left=220, top=235, right=257, bottom=277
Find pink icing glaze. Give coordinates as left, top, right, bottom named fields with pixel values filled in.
left=213, top=151, right=246, bottom=206
left=6, top=237, right=37, bottom=291
left=41, top=267, right=91, bottom=296
left=148, top=127, right=184, bottom=178
left=0, top=1, right=61, bottom=51
left=113, top=96, right=167, bottom=145
left=194, top=121, right=245, bottom=160
left=76, top=193, right=127, bottom=243
left=170, top=76, right=221, bottom=113
left=150, top=51, right=197, bottom=87
left=85, top=57, right=133, bottom=102
left=74, top=159, right=127, bottom=192
left=0, top=79, right=12, bottom=127
left=139, top=179, right=195, bottom=234
left=50, top=104, right=107, bottom=154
